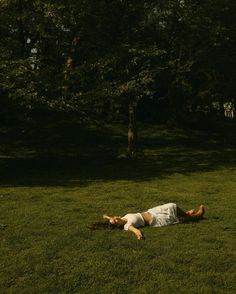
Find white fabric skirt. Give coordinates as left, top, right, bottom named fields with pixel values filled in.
left=147, top=203, right=179, bottom=227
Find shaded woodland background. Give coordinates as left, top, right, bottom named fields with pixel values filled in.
left=1, top=0, right=235, bottom=128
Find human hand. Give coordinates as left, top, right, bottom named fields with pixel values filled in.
left=136, top=231, right=145, bottom=240
left=103, top=214, right=110, bottom=221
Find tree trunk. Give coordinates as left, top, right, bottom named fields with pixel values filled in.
left=63, top=36, right=80, bottom=98
left=17, top=0, right=26, bottom=58
left=127, top=104, right=138, bottom=157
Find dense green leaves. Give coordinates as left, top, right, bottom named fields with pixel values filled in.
left=0, top=0, right=235, bottom=121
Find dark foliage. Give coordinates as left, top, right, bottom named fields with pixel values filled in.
left=1, top=0, right=235, bottom=123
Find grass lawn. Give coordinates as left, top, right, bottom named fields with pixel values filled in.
left=0, top=119, right=236, bottom=293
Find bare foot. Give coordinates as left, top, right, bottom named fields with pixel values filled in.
left=196, top=205, right=205, bottom=218
left=186, top=209, right=195, bottom=215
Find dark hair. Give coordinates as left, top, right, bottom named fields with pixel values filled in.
left=88, top=221, right=123, bottom=230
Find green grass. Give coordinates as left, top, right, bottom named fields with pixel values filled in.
left=0, top=120, right=236, bottom=293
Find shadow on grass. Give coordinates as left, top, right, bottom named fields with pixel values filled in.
left=0, top=118, right=236, bottom=187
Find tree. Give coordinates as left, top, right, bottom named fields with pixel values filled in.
left=1, top=0, right=235, bottom=128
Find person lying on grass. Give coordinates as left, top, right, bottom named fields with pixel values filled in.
left=90, top=203, right=205, bottom=240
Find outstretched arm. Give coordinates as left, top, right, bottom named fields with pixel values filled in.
left=103, top=214, right=112, bottom=222
left=128, top=225, right=145, bottom=240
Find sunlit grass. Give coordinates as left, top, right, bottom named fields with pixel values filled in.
left=0, top=122, right=236, bottom=293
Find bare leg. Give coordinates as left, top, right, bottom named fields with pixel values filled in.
left=177, top=207, right=191, bottom=217
left=177, top=205, right=205, bottom=221
left=186, top=209, right=195, bottom=215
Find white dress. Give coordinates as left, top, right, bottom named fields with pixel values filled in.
left=147, top=203, right=179, bottom=227
left=122, top=213, right=145, bottom=231
left=122, top=203, right=179, bottom=230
